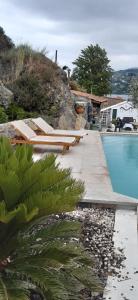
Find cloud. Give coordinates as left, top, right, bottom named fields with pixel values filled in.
left=0, top=0, right=138, bottom=70
left=6, top=0, right=137, bottom=21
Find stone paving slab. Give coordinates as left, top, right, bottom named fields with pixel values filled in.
left=103, top=208, right=138, bottom=300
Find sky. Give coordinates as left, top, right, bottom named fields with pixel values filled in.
left=0, top=0, right=138, bottom=71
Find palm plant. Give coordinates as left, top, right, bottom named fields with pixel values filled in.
left=0, top=137, right=102, bottom=299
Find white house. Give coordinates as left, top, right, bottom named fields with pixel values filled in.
left=101, top=101, right=138, bottom=126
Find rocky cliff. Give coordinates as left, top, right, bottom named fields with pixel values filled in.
left=0, top=45, right=79, bottom=129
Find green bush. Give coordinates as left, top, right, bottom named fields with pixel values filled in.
left=0, top=106, right=8, bottom=123
left=10, top=73, right=45, bottom=112
left=0, top=137, right=102, bottom=299
left=10, top=71, right=59, bottom=115
left=6, top=103, right=37, bottom=121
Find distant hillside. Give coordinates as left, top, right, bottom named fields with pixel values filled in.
left=111, top=68, right=138, bottom=94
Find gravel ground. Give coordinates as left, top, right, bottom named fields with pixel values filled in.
left=64, top=207, right=125, bottom=299
left=32, top=206, right=126, bottom=300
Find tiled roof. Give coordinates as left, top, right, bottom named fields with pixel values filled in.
left=71, top=90, right=124, bottom=106
left=102, top=97, right=124, bottom=108
left=71, top=90, right=107, bottom=103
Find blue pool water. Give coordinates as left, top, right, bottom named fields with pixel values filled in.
left=102, top=135, right=138, bottom=199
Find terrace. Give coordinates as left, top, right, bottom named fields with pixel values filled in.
left=33, top=130, right=138, bottom=300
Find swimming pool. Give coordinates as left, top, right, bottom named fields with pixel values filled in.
left=102, top=135, right=138, bottom=199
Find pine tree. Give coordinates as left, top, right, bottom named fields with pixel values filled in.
left=72, top=44, right=112, bottom=96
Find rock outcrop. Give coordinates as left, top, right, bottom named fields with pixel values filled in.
left=0, top=81, right=13, bottom=108
left=0, top=46, right=87, bottom=129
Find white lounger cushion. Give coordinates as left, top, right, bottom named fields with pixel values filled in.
left=33, top=117, right=53, bottom=133
left=54, top=129, right=86, bottom=137
left=33, top=117, right=87, bottom=137
left=11, top=120, right=37, bottom=139
left=31, top=135, right=75, bottom=144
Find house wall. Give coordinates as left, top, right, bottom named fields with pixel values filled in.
left=111, top=102, right=138, bottom=121
left=101, top=101, right=138, bottom=127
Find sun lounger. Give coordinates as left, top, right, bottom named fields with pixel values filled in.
left=31, top=117, right=88, bottom=142
left=10, top=120, right=76, bottom=154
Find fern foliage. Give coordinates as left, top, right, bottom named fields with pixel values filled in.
left=0, top=137, right=102, bottom=299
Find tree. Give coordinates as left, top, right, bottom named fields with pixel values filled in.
left=0, top=137, right=102, bottom=299
left=72, top=44, right=112, bottom=96
left=129, top=77, right=138, bottom=108
left=0, top=26, right=14, bottom=52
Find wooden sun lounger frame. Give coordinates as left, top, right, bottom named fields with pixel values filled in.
left=31, top=120, right=85, bottom=143
left=10, top=133, right=75, bottom=155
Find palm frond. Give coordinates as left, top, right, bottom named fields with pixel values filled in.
left=69, top=266, right=103, bottom=292
left=0, top=168, right=21, bottom=209
left=0, top=276, right=30, bottom=300
left=0, top=276, right=8, bottom=300
left=26, top=220, right=81, bottom=241
left=0, top=202, right=38, bottom=224
left=7, top=267, right=70, bottom=300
